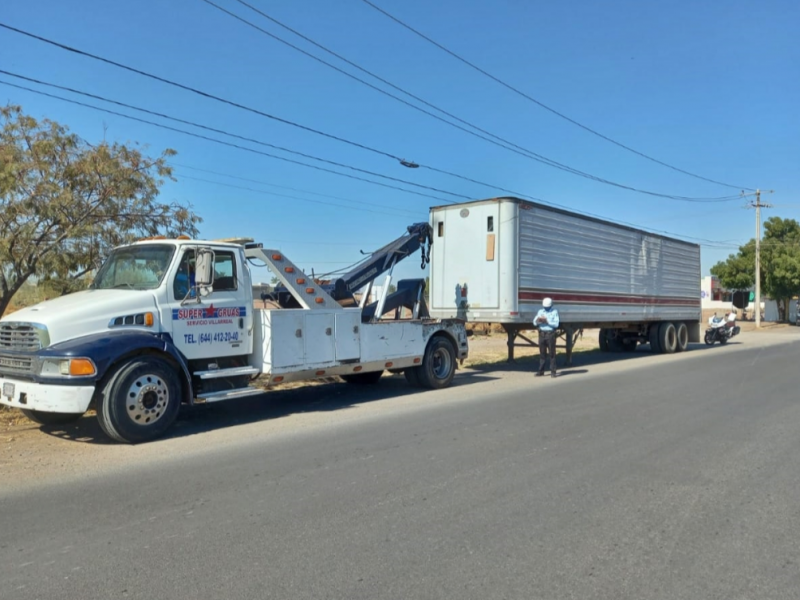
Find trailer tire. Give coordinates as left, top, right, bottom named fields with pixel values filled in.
left=675, top=323, right=689, bottom=352
left=598, top=329, right=610, bottom=352
left=21, top=409, right=83, bottom=426
left=417, top=336, right=457, bottom=390
left=404, top=367, right=423, bottom=387
left=658, top=322, right=678, bottom=354
left=621, top=338, right=638, bottom=352
left=341, top=371, right=383, bottom=385
left=96, top=356, right=181, bottom=444
left=648, top=324, right=662, bottom=354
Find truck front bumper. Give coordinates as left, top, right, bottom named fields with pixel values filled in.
left=0, top=376, right=95, bottom=414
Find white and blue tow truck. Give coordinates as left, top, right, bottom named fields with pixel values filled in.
left=0, top=225, right=468, bottom=443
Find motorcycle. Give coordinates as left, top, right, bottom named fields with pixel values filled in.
left=704, top=314, right=740, bottom=346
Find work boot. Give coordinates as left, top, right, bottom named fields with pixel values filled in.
left=551, top=372, right=558, bottom=378
left=535, top=371, right=545, bottom=377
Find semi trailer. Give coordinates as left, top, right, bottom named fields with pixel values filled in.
left=427, top=197, right=701, bottom=363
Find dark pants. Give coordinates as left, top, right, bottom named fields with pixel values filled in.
left=538, top=330, right=557, bottom=374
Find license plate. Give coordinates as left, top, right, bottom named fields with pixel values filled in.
left=2, top=382, right=14, bottom=399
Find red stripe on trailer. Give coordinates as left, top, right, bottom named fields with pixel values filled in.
left=518, top=291, right=699, bottom=306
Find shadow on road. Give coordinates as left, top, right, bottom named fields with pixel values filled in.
left=468, top=341, right=741, bottom=374
left=34, top=370, right=495, bottom=445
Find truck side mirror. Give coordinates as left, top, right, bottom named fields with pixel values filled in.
left=194, top=248, right=215, bottom=293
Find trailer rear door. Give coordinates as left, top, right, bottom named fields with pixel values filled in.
left=431, top=203, right=500, bottom=312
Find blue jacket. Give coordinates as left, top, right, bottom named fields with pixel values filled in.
left=534, top=307, right=560, bottom=332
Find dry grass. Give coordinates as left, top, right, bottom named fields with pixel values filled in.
left=0, top=405, right=27, bottom=428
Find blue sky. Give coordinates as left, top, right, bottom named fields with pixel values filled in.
left=2, top=0, right=798, bottom=283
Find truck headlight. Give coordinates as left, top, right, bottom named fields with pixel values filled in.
left=39, top=358, right=97, bottom=378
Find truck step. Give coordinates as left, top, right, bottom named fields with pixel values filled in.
left=194, top=387, right=265, bottom=403
left=195, top=366, right=261, bottom=380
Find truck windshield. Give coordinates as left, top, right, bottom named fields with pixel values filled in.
left=91, top=244, right=176, bottom=290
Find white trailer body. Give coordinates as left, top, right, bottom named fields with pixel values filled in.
left=428, top=197, right=701, bottom=357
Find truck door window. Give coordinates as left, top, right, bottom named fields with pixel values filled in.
left=212, top=252, right=237, bottom=291
left=173, top=252, right=196, bottom=300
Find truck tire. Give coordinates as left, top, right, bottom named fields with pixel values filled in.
left=598, top=329, right=610, bottom=352
left=658, top=322, right=678, bottom=354
left=404, top=367, right=423, bottom=387
left=417, top=336, right=457, bottom=390
left=621, top=338, right=638, bottom=352
left=21, top=409, right=83, bottom=426
left=341, top=371, right=383, bottom=385
left=96, top=357, right=181, bottom=444
left=675, top=323, right=689, bottom=352
left=648, top=324, right=662, bottom=354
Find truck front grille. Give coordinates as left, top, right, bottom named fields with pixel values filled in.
left=0, top=353, right=35, bottom=374
left=0, top=322, right=47, bottom=351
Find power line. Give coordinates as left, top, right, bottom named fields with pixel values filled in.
left=0, top=21, right=404, bottom=162
left=179, top=174, right=423, bottom=218
left=0, top=70, right=547, bottom=203
left=0, top=75, right=460, bottom=203
left=198, top=1, right=741, bottom=204
left=358, top=0, right=755, bottom=192
left=3, top=21, right=741, bottom=204
left=0, top=75, right=740, bottom=249
left=172, top=163, right=421, bottom=216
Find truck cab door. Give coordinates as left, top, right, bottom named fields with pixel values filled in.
left=164, top=247, right=253, bottom=360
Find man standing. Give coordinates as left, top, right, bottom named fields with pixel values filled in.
left=534, top=297, right=560, bottom=378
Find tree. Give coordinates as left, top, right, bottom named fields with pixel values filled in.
left=710, top=217, right=800, bottom=321
left=0, top=105, right=201, bottom=315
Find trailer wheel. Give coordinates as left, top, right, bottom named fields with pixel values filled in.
left=404, top=367, right=423, bottom=387
left=341, top=371, right=383, bottom=385
left=675, top=323, right=689, bottom=352
left=418, top=336, right=457, bottom=390
left=598, top=329, right=610, bottom=352
left=648, top=324, right=662, bottom=353
left=658, top=322, right=678, bottom=354
left=21, top=409, right=83, bottom=426
left=96, top=356, right=181, bottom=444
left=621, top=338, right=638, bottom=352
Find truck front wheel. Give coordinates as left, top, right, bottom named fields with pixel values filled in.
left=97, top=357, right=181, bottom=444
left=21, top=409, right=83, bottom=426
left=418, top=336, right=457, bottom=390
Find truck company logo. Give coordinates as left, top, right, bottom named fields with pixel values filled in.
left=172, top=305, right=247, bottom=326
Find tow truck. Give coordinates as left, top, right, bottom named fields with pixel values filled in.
left=0, top=224, right=468, bottom=443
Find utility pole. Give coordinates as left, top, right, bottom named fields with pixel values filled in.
left=747, top=189, right=773, bottom=328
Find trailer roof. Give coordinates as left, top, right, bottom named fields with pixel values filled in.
left=430, top=197, right=700, bottom=248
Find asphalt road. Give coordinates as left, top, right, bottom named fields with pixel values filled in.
left=3, top=335, right=800, bottom=600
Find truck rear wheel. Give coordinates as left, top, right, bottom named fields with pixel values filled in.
left=418, top=336, right=456, bottom=390
left=676, top=323, right=689, bottom=352
left=658, top=322, right=678, bottom=354
left=21, top=409, right=83, bottom=426
left=648, top=324, right=662, bottom=353
left=96, top=357, right=181, bottom=444
left=341, top=371, right=383, bottom=385
left=598, top=329, right=610, bottom=352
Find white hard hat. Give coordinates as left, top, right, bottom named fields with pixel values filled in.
left=542, top=297, right=553, bottom=308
